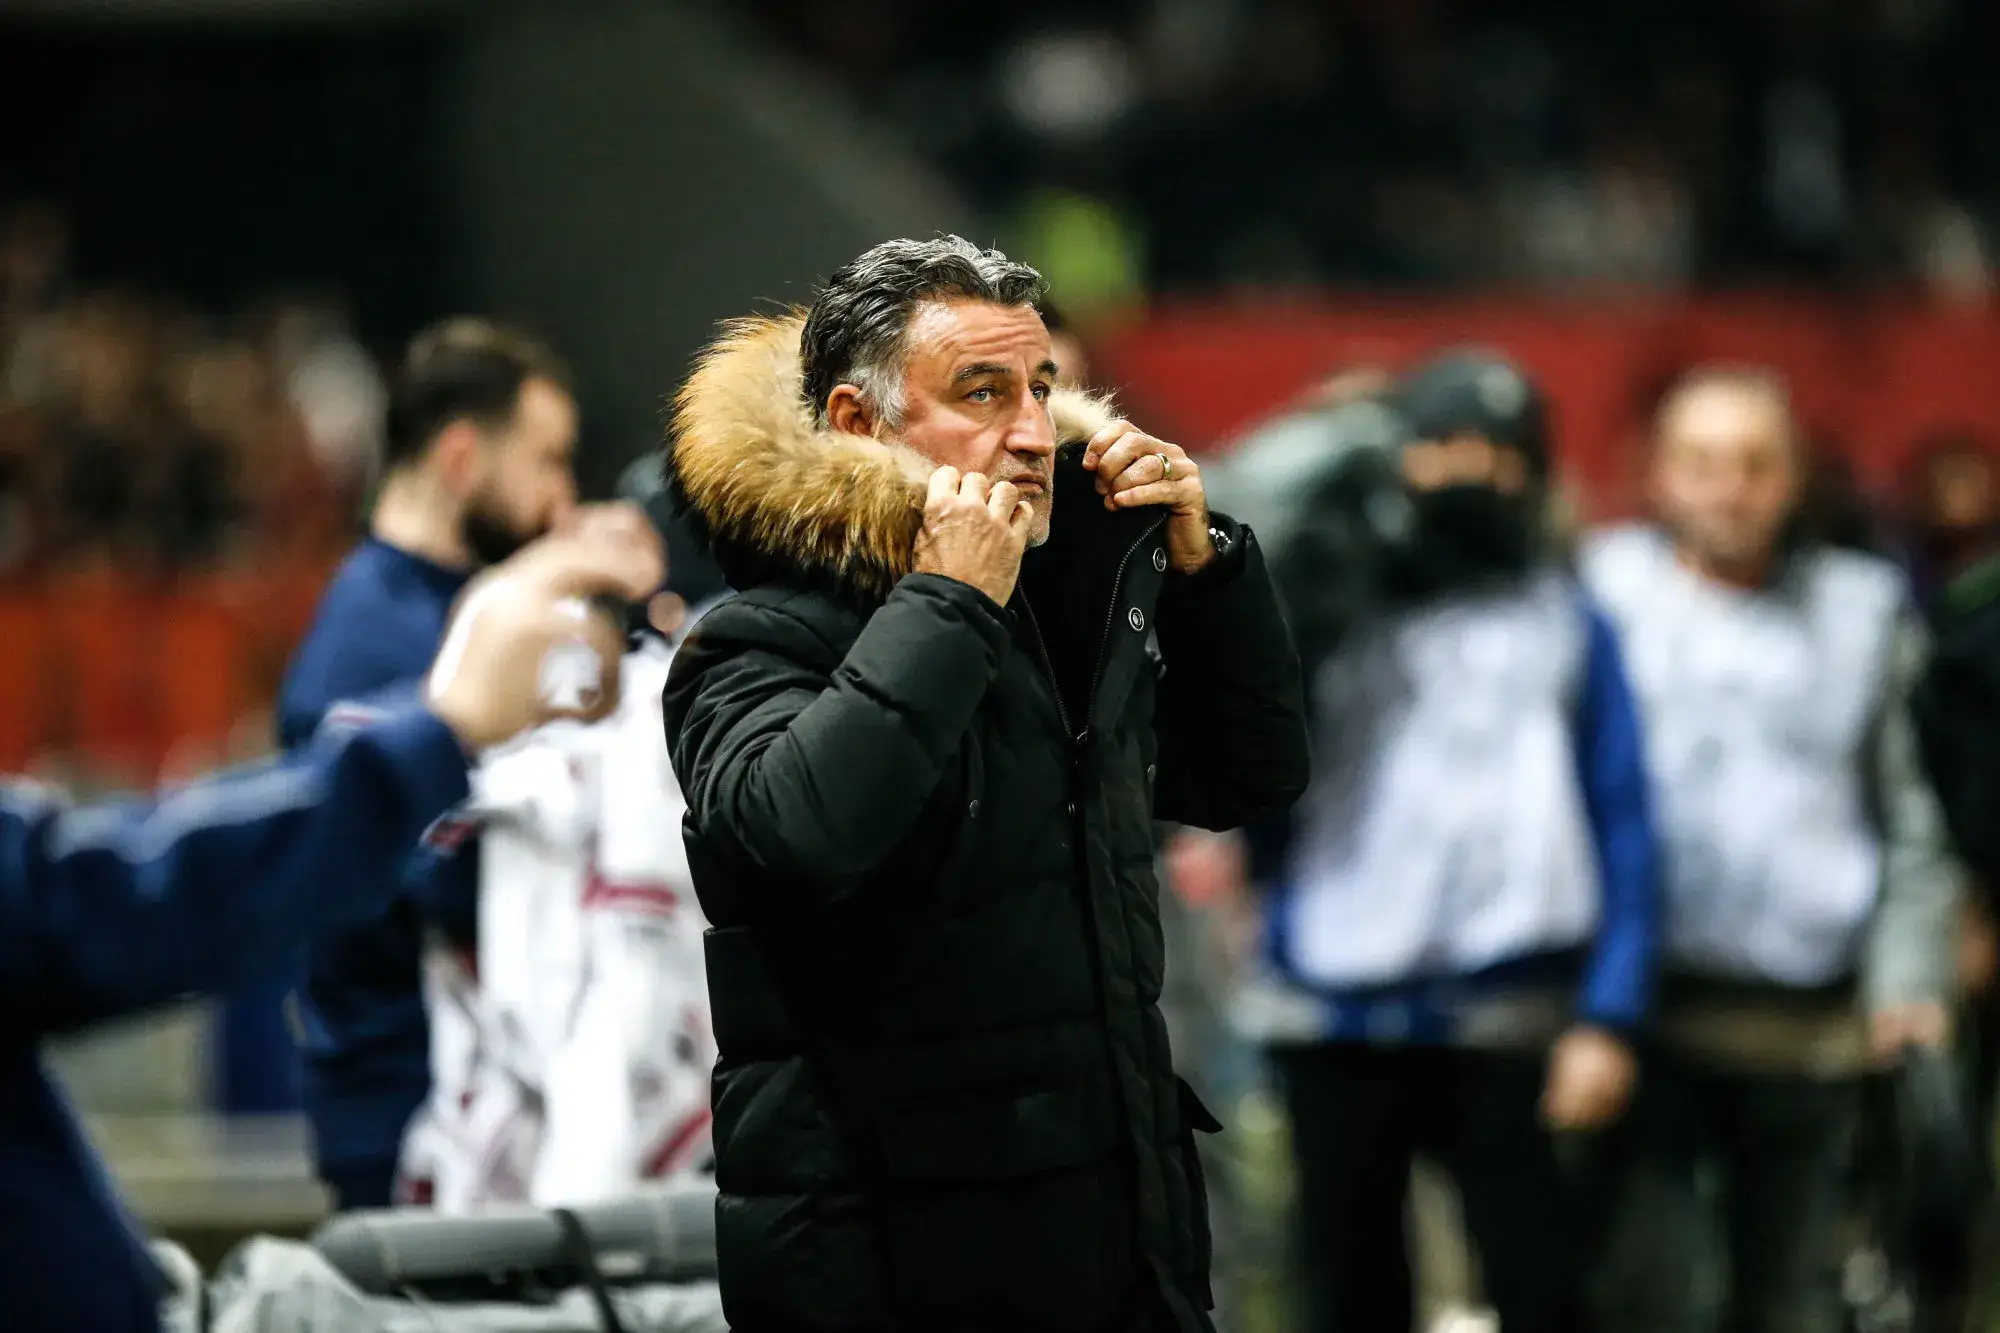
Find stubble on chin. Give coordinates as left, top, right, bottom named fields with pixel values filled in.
left=1027, top=496, right=1054, bottom=548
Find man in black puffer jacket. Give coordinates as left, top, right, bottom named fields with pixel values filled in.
left=660, top=237, right=1309, bottom=1333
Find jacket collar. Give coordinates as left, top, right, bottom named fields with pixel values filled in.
left=665, top=312, right=1119, bottom=604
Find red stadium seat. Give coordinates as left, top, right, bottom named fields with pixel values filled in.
left=154, top=579, right=249, bottom=782
left=45, top=567, right=163, bottom=782
left=0, top=592, right=53, bottom=772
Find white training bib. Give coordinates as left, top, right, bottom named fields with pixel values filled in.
left=1583, top=526, right=1901, bottom=986
left=1280, top=572, right=1600, bottom=988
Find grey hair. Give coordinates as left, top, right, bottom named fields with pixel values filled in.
left=799, top=235, right=1047, bottom=431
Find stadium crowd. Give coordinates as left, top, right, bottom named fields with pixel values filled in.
left=0, top=202, right=375, bottom=786
left=752, top=0, right=1999, bottom=301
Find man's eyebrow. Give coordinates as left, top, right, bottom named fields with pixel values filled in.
left=1034, top=359, right=1059, bottom=380
left=952, top=362, right=1012, bottom=384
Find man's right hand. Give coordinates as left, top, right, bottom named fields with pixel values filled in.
left=912, top=466, right=1035, bottom=606
left=426, top=502, right=665, bottom=752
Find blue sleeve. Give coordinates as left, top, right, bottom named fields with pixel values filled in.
left=408, top=848, right=481, bottom=946
left=0, top=708, right=471, bottom=1040
left=279, top=636, right=412, bottom=753
left=276, top=560, right=433, bottom=751
left=313, top=685, right=483, bottom=948
left=276, top=600, right=375, bottom=752
left=1570, top=600, right=1661, bottom=1031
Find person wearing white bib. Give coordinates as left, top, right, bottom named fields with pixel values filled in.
left=1241, top=350, right=1662, bottom=1333
left=1581, top=367, right=1961, bottom=1333
left=398, top=464, right=730, bottom=1212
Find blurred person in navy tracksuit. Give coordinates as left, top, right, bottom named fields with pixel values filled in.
left=1236, top=350, right=1661, bottom=1333
left=0, top=512, right=661, bottom=1333
left=1906, top=434, right=2000, bottom=1083
left=274, top=319, right=578, bottom=1208
left=1902, top=432, right=2000, bottom=614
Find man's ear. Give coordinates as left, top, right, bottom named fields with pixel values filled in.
left=1644, top=450, right=1676, bottom=520
left=824, top=385, right=878, bottom=439
left=431, top=420, right=485, bottom=492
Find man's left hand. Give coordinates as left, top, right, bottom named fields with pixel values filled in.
left=1082, top=420, right=1212, bottom=574
left=1541, top=1024, right=1637, bottom=1131
left=1869, top=1000, right=1950, bottom=1062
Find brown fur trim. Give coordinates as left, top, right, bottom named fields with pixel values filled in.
left=667, top=312, right=1118, bottom=601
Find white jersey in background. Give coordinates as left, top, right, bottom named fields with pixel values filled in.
left=1278, top=570, right=1599, bottom=990
left=400, top=628, right=715, bottom=1212
left=1582, top=525, right=1908, bottom=985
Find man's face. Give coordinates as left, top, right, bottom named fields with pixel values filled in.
left=1399, top=432, right=1528, bottom=496
left=1652, top=384, right=1800, bottom=576
left=1396, top=431, right=1537, bottom=580
left=888, top=300, right=1059, bottom=545
left=1927, top=451, right=1998, bottom=533
left=461, top=376, right=579, bottom=566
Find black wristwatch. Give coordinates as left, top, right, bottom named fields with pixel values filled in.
left=1170, top=521, right=1240, bottom=584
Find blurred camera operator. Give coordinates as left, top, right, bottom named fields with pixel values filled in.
left=1236, top=349, right=1661, bottom=1333
left=1583, top=367, right=1962, bottom=1333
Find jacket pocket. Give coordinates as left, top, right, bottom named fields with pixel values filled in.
left=874, top=1085, right=1123, bottom=1324
left=703, top=926, right=803, bottom=1053
left=1176, top=1076, right=1222, bottom=1310
left=874, top=1084, right=1108, bottom=1184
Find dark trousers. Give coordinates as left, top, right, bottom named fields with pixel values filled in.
left=1592, top=1055, right=1859, bottom=1333
left=319, top=1160, right=397, bottom=1212
left=732, top=1289, right=1202, bottom=1333
left=1271, top=1042, right=1583, bottom=1333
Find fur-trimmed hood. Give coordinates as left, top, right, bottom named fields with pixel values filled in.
left=665, top=312, right=1117, bottom=602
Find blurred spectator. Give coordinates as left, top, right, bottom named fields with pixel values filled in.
left=1905, top=435, right=2000, bottom=884
left=1907, top=433, right=2000, bottom=1198
left=1583, top=368, right=1962, bottom=1333
left=1902, top=430, right=2000, bottom=611
left=252, top=298, right=388, bottom=509
left=0, top=406, right=45, bottom=578
left=183, top=339, right=342, bottom=566
left=43, top=292, right=169, bottom=570
left=275, top=315, right=577, bottom=1197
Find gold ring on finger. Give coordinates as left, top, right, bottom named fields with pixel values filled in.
left=1157, top=452, right=1173, bottom=480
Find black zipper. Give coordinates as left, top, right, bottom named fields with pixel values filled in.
left=1018, top=594, right=1073, bottom=741
left=1024, top=516, right=1166, bottom=1264
left=1018, top=515, right=1165, bottom=748
left=1079, top=517, right=1167, bottom=741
